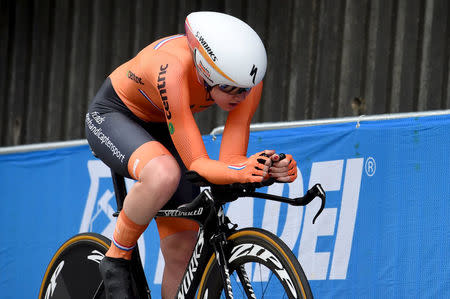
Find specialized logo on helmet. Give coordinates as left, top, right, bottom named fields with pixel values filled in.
left=195, top=32, right=217, bottom=62
left=250, top=65, right=258, bottom=84
left=185, top=17, right=238, bottom=85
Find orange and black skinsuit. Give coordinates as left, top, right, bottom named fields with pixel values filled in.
left=85, top=34, right=263, bottom=237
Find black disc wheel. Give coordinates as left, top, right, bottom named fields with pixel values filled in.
left=39, top=233, right=110, bottom=299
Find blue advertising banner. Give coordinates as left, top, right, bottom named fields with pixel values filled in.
left=1, top=113, right=449, bottom=298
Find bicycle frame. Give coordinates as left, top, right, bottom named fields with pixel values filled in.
left=107, top=169, right=326, bottom=299
left=109, top=170, right=235, bottom=299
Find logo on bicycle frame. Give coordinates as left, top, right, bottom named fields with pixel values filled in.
left=178, top=230, right=205, bottom=299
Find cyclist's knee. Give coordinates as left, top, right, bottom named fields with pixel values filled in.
left=139, top=155, right=181, bottom=192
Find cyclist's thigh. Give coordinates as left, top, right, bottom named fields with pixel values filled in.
left=85, top=79, right=169, bottom=179
left=149, top=126, right=201, bottom=238
left=143, top=123, right=200, bottom=210
left=86, top=111, right=163, bottom=179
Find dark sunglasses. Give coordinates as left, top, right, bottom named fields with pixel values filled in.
left=218, top=84, right=251, bottom=95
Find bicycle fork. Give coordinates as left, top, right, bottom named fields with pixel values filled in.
left=211, top=232, right=234, bottom=299
left=211, top=232, right=257, bottom=299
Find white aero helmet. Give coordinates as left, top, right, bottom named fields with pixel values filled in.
left=185, top=11, right=267, bottom=89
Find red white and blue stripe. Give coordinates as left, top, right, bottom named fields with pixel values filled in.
left=113, top=237, right=136, bottom=251
left=228, top=164, right=247, bottom=170
left=153, top=34, right=185, bottom=50
left=138, top=89, right=164, bottom=113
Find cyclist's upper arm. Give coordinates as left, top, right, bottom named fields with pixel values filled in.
left=219, top=82, right=263, bottom=164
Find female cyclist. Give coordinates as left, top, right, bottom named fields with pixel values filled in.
left=85, top=11, right=298, bottom=299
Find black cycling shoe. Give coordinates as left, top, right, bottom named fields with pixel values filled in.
left=99, top=256, right=135, bottom=299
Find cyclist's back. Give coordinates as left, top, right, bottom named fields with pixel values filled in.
left=109, top=34, right=213, bottom=123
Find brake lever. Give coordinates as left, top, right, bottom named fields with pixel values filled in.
left=311, top=184, right=326, bottom=224
left=292, top=184, right=326, bottom=224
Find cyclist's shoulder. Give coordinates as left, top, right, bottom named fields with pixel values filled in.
left=111, top=35, right=193, bottom=86
left=138, top=35, right=192, bottom=69
left=124, top=36, right=192, bottom=87
left=150, top=34, right=188, bottom=52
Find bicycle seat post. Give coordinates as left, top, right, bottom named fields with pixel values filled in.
left=110, top=170, right=127, bottom=212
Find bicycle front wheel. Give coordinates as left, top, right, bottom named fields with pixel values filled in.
left=197, top=228, right=313, bottom=299
left=38, top=233, right=110, bottom=299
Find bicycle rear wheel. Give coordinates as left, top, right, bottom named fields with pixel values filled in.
left=38, top=233, right=110, bottom=299
left=197, top=228, right=313, bottom=299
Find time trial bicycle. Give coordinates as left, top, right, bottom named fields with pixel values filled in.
left=39, top=161, right=325, bottom=299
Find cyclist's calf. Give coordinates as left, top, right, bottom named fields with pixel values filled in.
left=160, top=230, right=198, bottom=298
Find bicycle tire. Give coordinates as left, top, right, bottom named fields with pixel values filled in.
left=197, top=228, right=313, bottom=299
left=38, top=232, right=110, bottom=299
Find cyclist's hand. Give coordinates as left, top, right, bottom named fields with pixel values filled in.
left=237, top=150, right=274, bottom=183
left=269, top=153, right=297, bottom=182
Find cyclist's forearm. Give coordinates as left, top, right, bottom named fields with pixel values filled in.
left=189, top=157, right=243, bottom=184
left=218, top=154, right=248, bottom=165
left=189, top=157, right=241, bottom=184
